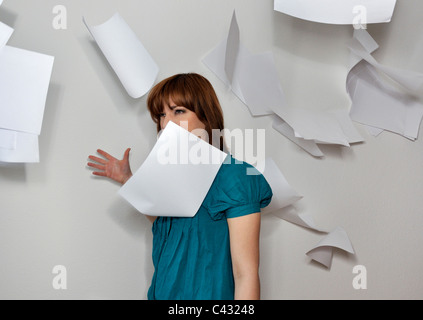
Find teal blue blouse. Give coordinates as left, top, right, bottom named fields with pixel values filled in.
left=147, top=155, right=273, bottom=300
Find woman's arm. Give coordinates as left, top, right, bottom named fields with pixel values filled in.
left=227, top=212, right=261, bottom=300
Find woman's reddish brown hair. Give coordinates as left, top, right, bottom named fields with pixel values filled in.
left=147, top=73, right=225, bottom=149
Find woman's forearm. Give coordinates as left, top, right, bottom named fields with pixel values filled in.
left=234, top=273, right=260, bottom=300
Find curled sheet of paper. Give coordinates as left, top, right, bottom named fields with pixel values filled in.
left=347, top=30, right=423, bottom=140
left=256, top=158, right=303, bottom=214
left=278, top=108, right=351, bottom=147
left=273, top=205, right=327, bottom=233
left=272, top=106, right=364, bottom=150
left=204, top=10, right=363, bottom=156
left=83, top=13, right=159, bottom=99
left=119, top=121, right=228, bottom=217
left=225, top=11, right=240, bottom=86
left=272, top=115, right=324, bottom=157
left=202, top=10, right=275, bottom=117
left=306, top=227, right=355, bottom=268
left=274, top=0, right=397, bottom=25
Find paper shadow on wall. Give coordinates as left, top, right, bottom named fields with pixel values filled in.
left=0, top=5, right=17, bottom=29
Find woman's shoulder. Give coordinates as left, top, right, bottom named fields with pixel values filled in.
left=218, top=155, right=261, bottom=178
left=212, top=154, right=269, bottom=195
left=204, top=154, right=273, bottom=220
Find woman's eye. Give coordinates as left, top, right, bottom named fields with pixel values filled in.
left=175, top=109, right=185, bottom=115
left=159, top=113, right=166, bottom=118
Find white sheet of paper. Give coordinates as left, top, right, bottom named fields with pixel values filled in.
left=0, top=131, right=39, bottom=163
left=272, top=115, right=324, bottom=157
left=0, top=21, right=13, bottom=48
left=291, top=109, right=363, bottom=145
left=0, top=129, right=17, bottom=150
left=331, top=109, right=364, bottom=144
left=225, top=11, right=240, bottom=86
left=237, top=51, right=285, bottom=117
left=274, top=0, right=397, bottom=25
left=0, top=45, right=54, bottom=135
left=347, top=30, right=423, bottom=140
left=119, top=122, right=228, bottom=217
left=256, top=158, right=302, bottom=214
left=204, top=10, right=363, bottom=155
left=366, top=126, right=384, bottom=137
left=350, top=78, right=423, bottom=140
left=273, top=107, right=353, bottom=147
left=273, top=206, right=326, bottom=232
left=306, top=227, right=355, bottom=268
left=203, top=38, right=249, bottom=108
left=83, top=13, right=159, bottom=99
left=202, top=11, right=275, bottom=117
left=348, top=37, right=423, bottom=92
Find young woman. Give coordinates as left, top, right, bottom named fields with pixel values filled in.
left=87, top=73, right=273, bottom=300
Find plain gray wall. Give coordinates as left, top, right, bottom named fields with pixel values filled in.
left=1, top=0, right=422, bottom=299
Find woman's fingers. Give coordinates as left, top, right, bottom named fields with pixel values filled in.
left=92, top=171, right=107, bottom=177
left=123, top=148, right=131, bottom=161
left=97, top=149, right=114, bottom=160
left=88, top=155, right=107, bottom=165
left=87, top=148, right=131, bottom=184
left=87, top=162, right=105, bottom=172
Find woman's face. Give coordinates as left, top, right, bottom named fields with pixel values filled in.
left=159, top=98, right=206, bottom=133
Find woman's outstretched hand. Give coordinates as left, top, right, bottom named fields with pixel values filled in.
left=87, top=148, right=133, bottom=185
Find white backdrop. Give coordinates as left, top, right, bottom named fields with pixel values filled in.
left=1, top=0, right=423, bottom=299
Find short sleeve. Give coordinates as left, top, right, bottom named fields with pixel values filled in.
left=206, top=159, right=273, bottom=220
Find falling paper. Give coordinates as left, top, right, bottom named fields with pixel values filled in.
left=0, top=2, right=53, bottom=164
left=271, top=106, right=364, bottom=152
left=274, top=0, right=397, bottom=25
left=348, top=31, right=423, bottom=92
left=306, top=227, right=355, bottom=268
left=0, top=0, right=13, bottom=48
left=272, top=115, right=324, bottom=157
left=0, top=43, right=53, bottom=164
left=0, top=46, right=54, bottom=135
left=277, top=108, right=352, bottom=147
left=83, top=12, right=159, bottom=99
left=347, top=29, right=423, bottom=140
left=256, top=158, right=302, bottom=214
left=0, top=131, right=39, bottom=163
left=236, top=51, right=286, bottom=117
left=202, top=11, right=275, bottom=117
left=204, top=10, right=363, bottom=156
left=119, top=121, right=228, bottom=217
left=225, top=11, right=240, bottom=86
left=273, top=205, right=326, bottom=232
left=350, top=78, right=423, bottom=140
left=0, top=129, right=16, bottom=150
left=0, top=21, right=13, bottom=48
